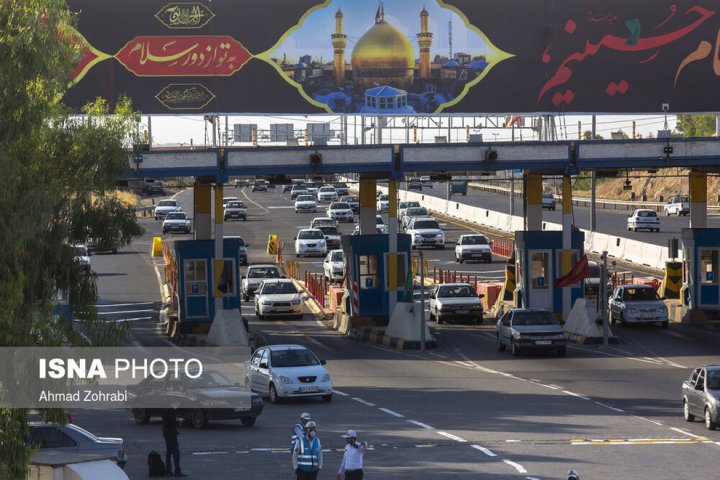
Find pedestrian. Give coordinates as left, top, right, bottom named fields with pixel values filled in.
left=292, top=420, right=322, bottom=480
left=291, top=412, right=312, bottom=451
left=162, top=409, right=187, bottom=477
left=337, top=430, right=367, bottom=480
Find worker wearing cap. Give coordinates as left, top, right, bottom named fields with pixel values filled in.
left=337, top=429, right=367, bottom=480
left=291, top=412, right=312, bottom=452
left=292, top=420, right=322, bottom=479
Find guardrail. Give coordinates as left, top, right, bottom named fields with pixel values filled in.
left=491, top=239, right=514, bottom=258
left=304, top=272, right=328, bottom=308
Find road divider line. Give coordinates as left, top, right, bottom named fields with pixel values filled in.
left=635, top=416, right=663, bottom=426
left=352, top=397, right=376, bottom=407
left=241, top=189, right=269, bottom=213
left=595, top=401, right=624, bottom=413
left=98, top=309, right=154, bottom=315
left=378, top=407, right=404, bottom=418
left=669, top=427, right=705, bottom=439
left=503, top=459, right=527, bottom=473
left=437, top=431, right=467, bottom=443
left=471, top=445, right=497, bottom=457
left=333, top=390, right=350, bottom=397
left=407, top=420, right=434, bottom=430
left=95, top=302, right=155, bottom=307
left=562, top=390, right=591, bottom=401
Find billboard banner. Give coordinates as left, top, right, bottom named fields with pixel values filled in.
left=65, top=0, right=720, bottom=114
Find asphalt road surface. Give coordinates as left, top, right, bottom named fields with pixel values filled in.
left=69, top=187, right=720, bottom=480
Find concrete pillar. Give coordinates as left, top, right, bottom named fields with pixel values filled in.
left=194, top=181, right=212, bottom=240
left=359, top=178, right=376, bottom=234
left=561, top=176, right=572, bottom=322
left=388, top=179, right=398, bottom=319
left=689, top=171, right=707, bottom=228
left=525, top=173, right=543, bottom=230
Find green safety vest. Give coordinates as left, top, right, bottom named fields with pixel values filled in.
left=297, top=436, right=320, bottom=472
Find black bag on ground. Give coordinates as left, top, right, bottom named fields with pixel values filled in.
left=148, top=450, right=166, bottom=476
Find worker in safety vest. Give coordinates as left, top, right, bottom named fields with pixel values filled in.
left=291, top=412, right=312, bottom=451
left=292, top=420, right=322, bottom=480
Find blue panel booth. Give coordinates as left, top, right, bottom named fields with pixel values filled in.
left=341, top=234, right=412, bottom=322
left=681, top=228, right=720, bottom=309
left=514, top=230, right=585, bottom=315
left=172, top=238, right=243, bottom=333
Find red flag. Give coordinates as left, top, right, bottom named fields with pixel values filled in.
left=375, top=5, right=382, bottom=24
left=553, top=254, right=590, bottom=288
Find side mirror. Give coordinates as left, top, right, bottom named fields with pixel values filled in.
left=478, top=293, right=485, bottom=298
left=246, top=244, right=250, bottom=248
left=259, top=362, right=268, bottom=369
left=320, top=359, right=327, bottom=365
left=293, top=237, right=297, bottom=240
left=281, top=275, right=287, bottom=279
left=241, top=275, right=246, bottom=279
left=661, top=296, right=667, bottom=300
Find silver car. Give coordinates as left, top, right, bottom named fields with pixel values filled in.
left=28, top=422, right=126, bottom=468
left=609, top=284, right=668, bottom=327
left=254, top=279, right=303, bottom=320
left=246, top=344, right=333, bottom=403
left=496, top=308, right=567, bottom=356
left=428, top=283, right=484, bottom=324
left=682, top=365, right=720, bottom=430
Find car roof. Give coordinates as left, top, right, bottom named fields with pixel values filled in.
left=507, top=308, right=554, bottom=313
left=633, top=209, right=655, bottom=213
left=436, top=282, right=474, bottom=287
left=248, top=264, right=278, bottom=269
left=299, top=228, right=323, bottom=232
left=259, top=278, right=293, bottom=284
left=263, top=344, right=309, bottom=351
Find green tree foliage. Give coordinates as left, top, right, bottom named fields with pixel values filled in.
left=676, top=114, right=716, bottom=137
left=582, top=130, right=604, bottom=140
left=1, top=2, right=144, bottom=477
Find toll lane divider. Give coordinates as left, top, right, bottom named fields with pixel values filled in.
left=366, top=181, right=667, bottom=271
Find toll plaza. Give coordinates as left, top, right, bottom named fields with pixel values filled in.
left=681, top=228, right=720, bottom=323
left=128, top=137, right=720, bottom=346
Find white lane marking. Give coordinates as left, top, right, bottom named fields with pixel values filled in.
left=563, top=390, right=591, bottom=401
left=352, top=397, right=376, bottom=407
left=635, top=416, right=663, bottom=426
left=539, top=384, right=560, bottom=390
left=407, top=420, right=434, bottom=430
left=333, top=390, right=350, bottom=397
left=98, top=309, right=154, bottom=315
left=378, top=407, right=404, bottom=418
left=427, top=352, right=448, bottom=359
left=115, top=317, right=153, bottom=322
left=267, top=206, right=295, bottom=209
left=670, top=427, right=705, bottom=439
left=96, top=302, right=154, bottom=307
left=503, top=459, right=527, bottom=473
left=526, top=477, right=543, bottom=480
left=192, top=451, right=227, bottom=455
left=471, top=445, right=497, bottom=456
left=241, top=190, right=269, bottom=213
left=595, top=401, right=625, bottom=413
left=437, top=431, right=467, bottom=443
left=505, top=440, right=521, bottom=443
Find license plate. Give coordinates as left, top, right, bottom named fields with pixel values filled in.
left=471, top=253, right=484, bottom=257
left=234, top=407, right=250, bottom=412
left=642, top=314, right=654, bottom=319
left=299, top=387, right=319, bottom=392
left=535, top=340, right=552, bottom=345
left=455, top=310, right=468, bottom=314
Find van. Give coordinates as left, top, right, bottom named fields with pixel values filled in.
left=450, top=176, right=468, bottom=196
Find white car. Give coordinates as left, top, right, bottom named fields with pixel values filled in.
left=326, top=202, right=354, bottom=223
left=153, top=199, right=180, bottom=220
left=295, top=228, right=327, bottom=257
left=73, top=244, right=91, bottom=273
left=455, top=234, right=492, bottom=263
left=398, top=201, right=421, bottom=221
left=254, top=279, right=303, bottom=320
left=401, top=207, right=430, bottom=231
left=162, top=211, right=192, bottom=234
left=310, top=217, right=338, bottom=229
left=323, top=249, right=344, bottom=283
left=407, top=217, right=445, bottom=249
left=246, top=344, right=333, bottom=403
left=375, top=215, right=388, bottom=234
left=223, top=200, right=247, bottom=221
left=428, top=283, right=484, bottom=324
left=222, top=196, right=239, bottom=207
left=542, top=193, right=556, bottom=210
left=377, top=194, right=390, bottom=213
left=316, top=186, right=338, bottom=202
left=294, top=195, right=317, bottom=213
left=664, top=195, right=689, bottom=216
left=241, top=264, right=282, bottom=301
left=609, top=284, right=668, bottom=327
left=340, top=195, right=360, bottom=213
left=627, top=209, right=660, bottom=232
left=290, top=185, right=309, bottom=200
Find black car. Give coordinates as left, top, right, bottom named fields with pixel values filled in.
left=129, top=370, right=264, bottom=429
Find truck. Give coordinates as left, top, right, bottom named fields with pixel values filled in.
left=449, top=176, right=468, bottom=196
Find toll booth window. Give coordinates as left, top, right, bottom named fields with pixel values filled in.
left=700, top=250, right=719, bottom=284
left=185, top=259, right=208, bottom=295
left=359, top=255, right=378, bottom=290
left=384, top=253, right=407, bottom=290
left=218, top=259, right=235, bottom=296
left=531, top=252, right=549, bottom=289
left=556, top=251, right=580, bottom=286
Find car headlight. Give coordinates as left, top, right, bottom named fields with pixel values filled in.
left=436, top=304, right=443, bottom=310
left=321, top=374, right=331, bottom=382
left=279, top=376, right=292, bottom=384
left=251, top=395, right=264, bottom=405
left=414, top=234, right=422, bottom=239
left=627, top=308, right=639, bottom=314
left=471, top=304, right=481, bottom=309
left=262, top=301, right=272, bottom=306
left=291, top=299, right=301, bottom=305
left=513, top=332, right=523, bottom=340
left=554, top=333, right=566, bottom=339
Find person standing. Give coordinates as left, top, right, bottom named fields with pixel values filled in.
left=162, top=409, right=186, bottom=477
left=292, top=420, right=322, bottom=480
left=337, top=430, right=367, bottom=480
left=291, top=412, right=312, bottom=451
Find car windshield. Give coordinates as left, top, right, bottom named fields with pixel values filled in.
left=437, top=285, right=476, bottom=297
left=73, top=246, right=88, bottom=256
left=165, top=212, right=186, bottom=220
left=270, top=349, right=320, bottom=368
left=414, top=220, right=440, bottom=229
left=675, top=196, right=689, bottom=202
left=623, top=288, right=660, bottom=301
left=406, top=207, right=428, bottom=216
left=512, top=311, right=561, bottom=326
left=313, top=219, right=335, bottom=227
left=588, top=264, right=600, bottom=278
left=299, top=230, right=324, bottom=239
left=248, top=267, right=280, bottom=279
left=342, top=196, right=358, bottom=202
left=227, top=202, right=244, bottom=208
left=317, top=226, right=339, bottom=235
left=331, top=251, right=343, bottom=262
left=379, top=195, right=389, bottom=201
left=707, top=370, right=720, bottom=389
left=376, top=217, right=385, bottom=225
left=334, top=183, right=347, bottom=189
left=331, top=203, right=350, bottom=210
left=185, top=370, right=234, bottom=389
left=320, top=187, right=334, bottom=192
left=461, top=235, right=488, bottom=245
left=297, top=196, right=314, bottom=202
left=158, top=200, right=177, bottom=207
left=542, top=193, right=554, bottom=199
left=636, top=211, right=657, bottom=218
left=261, top=282, right=298, bottom=295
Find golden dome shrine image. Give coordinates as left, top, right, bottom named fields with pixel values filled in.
left=351, top=21, right=415, bottom=91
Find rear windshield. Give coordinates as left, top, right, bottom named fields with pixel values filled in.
left=414, top=220, right=440, bottom=229
left=298, top=230, right=324, bottom=239
left=636, top=211, right=657, bottom=217
left=512, top=311, right=561, bottom=326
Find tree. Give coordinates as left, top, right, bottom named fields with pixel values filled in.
left=0, top=2, right=144, bottom=477
left=676, top=114, right=716, bottom=137
left=582, top=130, right=604, bottom=140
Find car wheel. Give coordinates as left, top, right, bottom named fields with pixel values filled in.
left=661, top=321, right=668, bottom=328
left=242, top=294, right=249, bottom=302
left=133, top=408, right=150, bottom=425
left=241, top=417, right=256, bottom=427
left=683, top=400, right=695, bottom=422
left=511, top=339, right=520, bottom=356
left=620, top=313, right=627, bottom=327
left=269, top=384, right=281, bottom=404
left=497, top=334, right=506, bottom=352
left=457, top=256, right=463, bottom=263
left=705, top=407, right=717, bottom=430
left=321, top=394, right=333, bottom=402
left=475, top=315, right=483, bottom=325
left=429, top=311, right=436, bottom=322
left=556, top=346, right=566, bottom=356
left=162, top=230, right=168, bottom=234
left=191, top=409, right=208, bottom=429
left=610, top=313, right=616, bottom=325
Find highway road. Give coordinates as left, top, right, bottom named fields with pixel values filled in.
left=71, top=187, right=720, bottom=480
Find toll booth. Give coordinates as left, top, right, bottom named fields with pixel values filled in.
left=514, top=230, right=585, bottom=313
left=681, top=228, right=720, bottom=314
left=341, top=234, right=412, bottom=322
left=170, top=238, right=244, bottom=334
